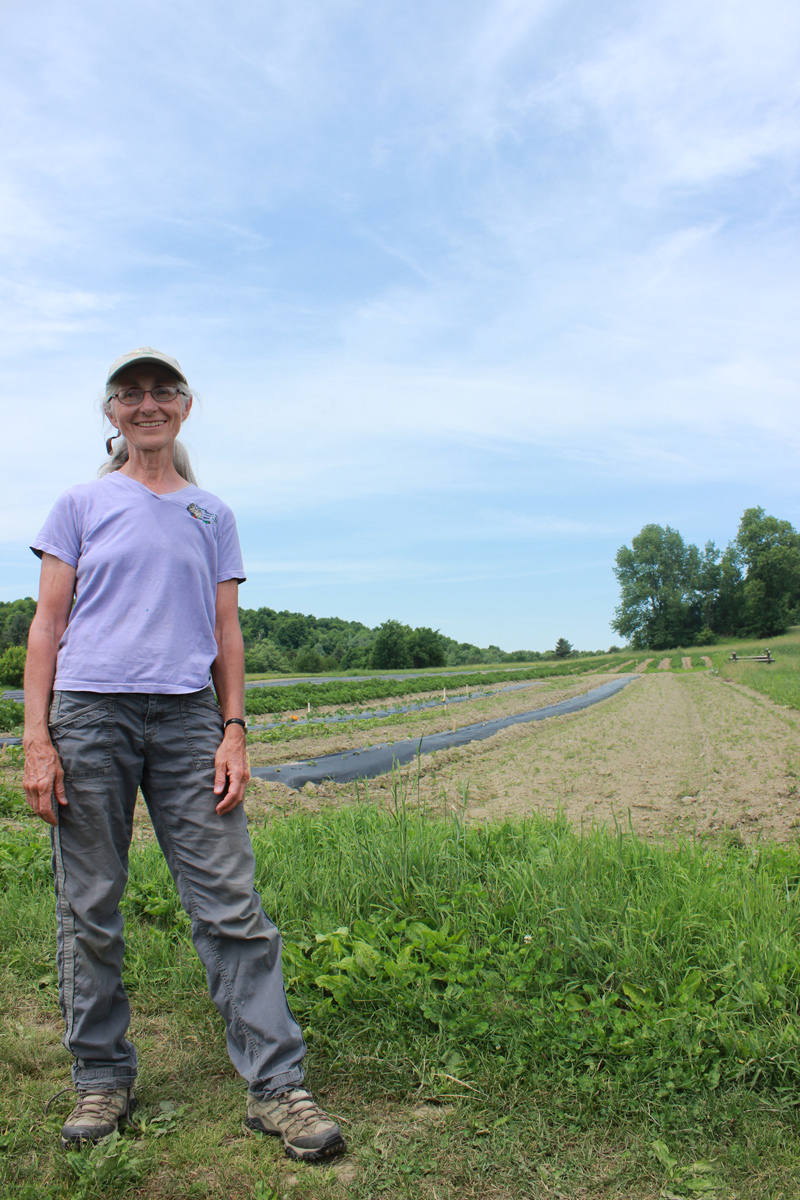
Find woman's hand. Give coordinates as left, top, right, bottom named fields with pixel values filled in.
left=213, top=724, right=250, bottom=814
left=23, top=732, right=67, bottom=827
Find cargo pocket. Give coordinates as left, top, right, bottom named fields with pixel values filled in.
left=49, top=695, right=116, bottom=780
left=179, top=690, right=223, bottom=771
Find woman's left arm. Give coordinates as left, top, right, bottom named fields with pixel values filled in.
left=210, top=579, right=251, bottom=814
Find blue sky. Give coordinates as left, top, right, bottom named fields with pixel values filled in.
left=1, top=0, right=798, bottom=651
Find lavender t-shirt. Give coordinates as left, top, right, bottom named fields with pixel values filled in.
left=31, top=473, right=246, bottom=693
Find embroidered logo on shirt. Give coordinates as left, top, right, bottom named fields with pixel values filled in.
left=187, top=502, right=218, bottom=525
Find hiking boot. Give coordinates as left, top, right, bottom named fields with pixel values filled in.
left=60, top=1088, right=136, bottom=1147
left=246, top=1088, right=346, bottom=1161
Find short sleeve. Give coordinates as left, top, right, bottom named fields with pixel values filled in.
left=216, top=504, right=246, bottom=584
left=31, top=491, right=82, bottom=567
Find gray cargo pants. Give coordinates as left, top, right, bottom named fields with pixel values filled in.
left=49, top=687, right=306, bottom=1097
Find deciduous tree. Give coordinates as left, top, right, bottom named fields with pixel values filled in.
left=371, top=619, right=412, bottom=670
left=612, top=525, right=701, bottom=649
left=735, top=507, right=800, bottom=637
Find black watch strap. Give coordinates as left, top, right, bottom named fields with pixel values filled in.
left=223, top=717, right=247, bottom=732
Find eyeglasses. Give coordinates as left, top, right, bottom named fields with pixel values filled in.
left=112, top=386, right=184, bottom=405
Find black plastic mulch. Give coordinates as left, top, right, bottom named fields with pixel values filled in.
left=251, top=674, right=639, bottom=790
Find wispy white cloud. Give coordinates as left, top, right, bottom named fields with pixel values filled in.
left=537, top=0, right=800, bottom=190
left=1, top=0, right=798, bottom=648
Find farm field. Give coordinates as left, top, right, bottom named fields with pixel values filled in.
left=2, top=640, right=800, bottom=1198
left=242, top=667, right=800, bottom=847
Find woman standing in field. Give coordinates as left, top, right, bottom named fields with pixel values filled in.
left=22, top=348, right=346, bottom=1162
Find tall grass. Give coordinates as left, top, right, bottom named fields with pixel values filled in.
left=4, top=794, right=800, bottom=1115
left=711, top=627, right=800, bottom=711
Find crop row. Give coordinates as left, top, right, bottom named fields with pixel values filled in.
left=243, top=662, right=595, bottom=715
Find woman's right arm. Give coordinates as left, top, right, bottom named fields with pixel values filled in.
left=22, top=553, right=77, bottom=826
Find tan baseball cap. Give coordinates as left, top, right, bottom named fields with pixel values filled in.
left=107, top=347, right=187, bottom=384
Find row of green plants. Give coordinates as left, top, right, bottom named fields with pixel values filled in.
left=243, top=661, right=603, bottom=717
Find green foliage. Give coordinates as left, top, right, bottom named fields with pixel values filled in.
left=612, top=525, right=703, bottom=649
left=245, top=805, right=800, bottom=1107
left=0, top=832, right=51, bottom=886
left=0, top=780, right=28, bottom=818
left=236, top=603, right=546, bottom=670
left=0, top=593, right=564, bottom=670
left=614, top=509, right=800, bottom=649
left=6, top=802, right=800, bottom=1196
left=371, top=618, right=412, bottom=669
left=294, top=644, right=324, bottom=673
left=0, top=598, right=35, bottom=653
left=243, top=639, right=290, bottom=674
left=554, top=637, right=572, bottom=658
left=407, top=625, right=447, bottom=669
left=10, top=802, right=797, bottom=1117
left=0, top=645, right=26, bottom=687
left=64, top=1130, right=144, bottom=1197
left=736, top=507, right=800, bottom=638
left=0, top=699, right=25, bottom=732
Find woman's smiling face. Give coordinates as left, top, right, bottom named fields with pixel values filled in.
left=108, top=365, right=192, bottom=452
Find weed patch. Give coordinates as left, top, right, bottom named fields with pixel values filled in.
left=6, top=803, right=800, bottom=1196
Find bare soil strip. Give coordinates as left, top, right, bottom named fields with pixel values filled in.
left=681, top=656, right=692, bottom=669
left=657, top=658, right=671, bottom=670
left=635, top=659, right=653, bottom=671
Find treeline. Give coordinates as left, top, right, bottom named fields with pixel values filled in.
left=0, top=597, right=565, bottom=685
left=238, top=610, right=553, bottom=673
left=612, top=507, right=800, bottom=650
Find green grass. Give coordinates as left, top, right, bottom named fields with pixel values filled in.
left=5, top=791, right=800, bottom=1196
left=632, top=628, right=800, bottom=694
left=710, top=627, right=800, bottom=712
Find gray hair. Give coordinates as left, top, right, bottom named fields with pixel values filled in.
left=99, top=380, right=198, bottom=486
